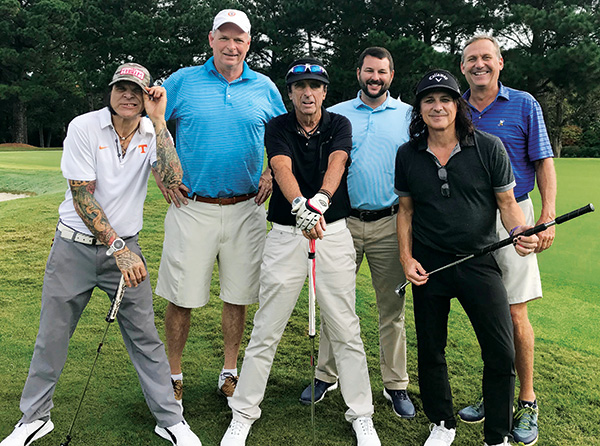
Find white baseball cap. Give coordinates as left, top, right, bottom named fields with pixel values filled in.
left=212, top=9, right=251, bottom=34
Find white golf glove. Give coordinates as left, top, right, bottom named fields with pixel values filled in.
left=292, top=193, right=330, bottom=231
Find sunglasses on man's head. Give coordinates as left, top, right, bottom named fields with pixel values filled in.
left=287, top=64, right=328, bottom=76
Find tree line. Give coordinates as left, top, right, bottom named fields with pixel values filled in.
left=2, top=0, right=600, bottom=156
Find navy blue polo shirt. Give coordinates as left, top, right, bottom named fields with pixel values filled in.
left=464, top=82, right=553, bottom=198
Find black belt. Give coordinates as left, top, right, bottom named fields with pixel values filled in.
left=350, top=204, right=399, bottom=222
left=516, top=193, right=530, bottom=203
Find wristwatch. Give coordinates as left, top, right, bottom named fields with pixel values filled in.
left=292, top=197, right=304, bottom=208
left=106, top=237, right=126, bottom=256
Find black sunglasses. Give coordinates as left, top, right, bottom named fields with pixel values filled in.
left=438, top=166, right=450, bottom=198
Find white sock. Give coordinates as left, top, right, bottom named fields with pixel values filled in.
left=221, top=368, right=237, bottom=377
left=171, top=373, right=183, bottom=381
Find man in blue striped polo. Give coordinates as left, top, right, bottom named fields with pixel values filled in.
left=458, top=35, right=556, bottom=446
left=299, top=47, right=415, bottom=419
left=154, top=9, right=286, bottom=406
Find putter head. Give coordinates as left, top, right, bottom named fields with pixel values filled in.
left=395, top=281, right=409, bottom=297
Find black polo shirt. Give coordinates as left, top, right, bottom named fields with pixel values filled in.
left=266, top=108, right=352, bottom=226
left=394, top=129, right=515, bottom=254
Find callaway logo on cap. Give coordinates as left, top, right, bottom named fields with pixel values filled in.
left=416, top=69, right=461, bottom=98
left=429, top=72, right=449, bottom=82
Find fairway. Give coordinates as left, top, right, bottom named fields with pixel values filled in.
left=0, top=150, right=63, bottom=170
left=0, top=153, right=598, bottom=446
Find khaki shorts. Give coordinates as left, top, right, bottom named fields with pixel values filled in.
left=493, top=198, right=543, bottom=305
left=156, top=199, right=266, bottom=308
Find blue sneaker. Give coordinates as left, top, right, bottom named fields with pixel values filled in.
left=457, top=396, right=485, bottom=423
left=299, top=378, right=338, bottom=405
left=512, top=400, right=538, bottom=446
left=383, top=388, right=416, bottom=418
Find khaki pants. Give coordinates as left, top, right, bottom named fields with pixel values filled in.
left=229, top=222, right=374, bottom=423
left=316, top=214, right=409, bottom=390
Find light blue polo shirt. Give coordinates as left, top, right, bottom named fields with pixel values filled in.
left=329, top=91, right=411, bottom=210
left=163, top=57, right=286, bottom=197
left=464, top=82, right=553, bottom=198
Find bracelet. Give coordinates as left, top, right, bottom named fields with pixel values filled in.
left=509, top=226, right=519, bottom=236
left=318, top=188, right=332, bottom=203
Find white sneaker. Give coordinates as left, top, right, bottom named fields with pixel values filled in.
left=220, top=419, right=251, bottom=446
left=0, top=419, right=54, bottom=446
left=424, top=421, right=456, bottom=446
left=155, top=420, right=202, bottom=446
left=351, top=417, right=381, bottom=446
left=485, top=437, right=510, bottom=446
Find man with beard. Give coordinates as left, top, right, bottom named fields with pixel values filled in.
left=299, top=47, right=415, bottom=418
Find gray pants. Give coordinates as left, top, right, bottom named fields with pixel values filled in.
left=19, top=231, right=182, bottom=428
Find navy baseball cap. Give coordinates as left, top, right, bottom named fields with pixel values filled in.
left=285, top=58, right=329, bottom=85
left=415, top=69, right=461, bottom=99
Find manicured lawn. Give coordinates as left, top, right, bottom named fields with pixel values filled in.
left=0, top=154, right=598, bottom=445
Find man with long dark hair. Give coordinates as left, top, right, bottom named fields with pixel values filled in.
left=1, top=63, right=201, bottom=446
left=394, top=69, right=538, bottom=446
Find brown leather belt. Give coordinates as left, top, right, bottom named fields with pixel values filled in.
left=190, top=192, right=257, bottom=205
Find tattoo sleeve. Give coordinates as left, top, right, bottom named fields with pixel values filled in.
left=152, top=124, right=183, bottom=189
left=69, top=180, right=117, bottom=245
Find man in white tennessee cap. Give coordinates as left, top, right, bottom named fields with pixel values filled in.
left=155, top=8, right=286, bottom=409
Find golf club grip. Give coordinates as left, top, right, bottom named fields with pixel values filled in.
left=479, top=203, right=595, bottom=255
left=555, top=203, right=594, bottom=224
left=106, top=276, right=126, bottom=322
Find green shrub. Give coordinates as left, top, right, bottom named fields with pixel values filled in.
left=561, top=145, right=600, bottom=158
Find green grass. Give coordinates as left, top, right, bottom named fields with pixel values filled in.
left=0, top=146, right=61, bottom=153
left=0, top=154, right=599, bottom=445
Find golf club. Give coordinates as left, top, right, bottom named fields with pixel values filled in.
left=395, top=203, right=595, bottom=296
left=308, top=239, right=317, bottom=445
left=60, top=275, right=127, bottom=446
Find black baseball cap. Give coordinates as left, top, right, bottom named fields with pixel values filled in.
left=415, top=69, right=461, bottom=99
left=285, top=58, right=329, bottom=85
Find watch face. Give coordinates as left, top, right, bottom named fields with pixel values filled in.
left=113, top=238, right=126, bottom=250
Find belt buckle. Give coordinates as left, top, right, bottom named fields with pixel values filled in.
left=359, top=210, right=374, bottom=222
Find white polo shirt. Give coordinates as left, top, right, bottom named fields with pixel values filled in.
left=58, top=107, right=157, bottom=237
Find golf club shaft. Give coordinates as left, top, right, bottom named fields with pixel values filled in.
left=60, top=276, right=126, bottom=445
left=395, top=203, right=595, bottom=295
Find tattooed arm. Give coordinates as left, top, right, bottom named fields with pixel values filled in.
left=69, top=179, right=147, bottom=287
left=145, top=86, right=189, bottom=207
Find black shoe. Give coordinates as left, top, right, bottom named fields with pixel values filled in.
left=383, top=388, right=416, bottom=418
left=299, top=378, right=338, bottom=405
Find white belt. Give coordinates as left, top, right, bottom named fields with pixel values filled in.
left=57, top=221, right=101, bottom=245
left=272, top=218, right=347, bottom=235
